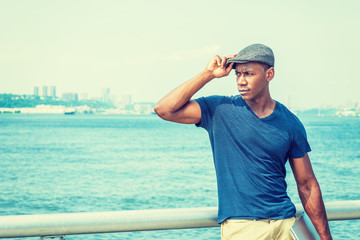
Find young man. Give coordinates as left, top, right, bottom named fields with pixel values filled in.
left=154, top=44, right=332, bottom=240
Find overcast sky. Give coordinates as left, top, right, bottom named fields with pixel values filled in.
left=1, top=0, right=359, bottom=109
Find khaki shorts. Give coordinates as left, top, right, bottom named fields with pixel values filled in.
left=221, top=217, right=296, bottom=240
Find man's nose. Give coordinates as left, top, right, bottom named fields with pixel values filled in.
left=237, top=75, right=247, bottom=85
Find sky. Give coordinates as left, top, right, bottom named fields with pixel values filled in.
left=1, top=0, right=359, bottom=109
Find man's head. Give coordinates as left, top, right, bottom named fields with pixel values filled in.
left=226, top=44, right=275, bottom=101
left=226, top=44, right=275, bottom=69
left=234, top=61, right=274, bottom=101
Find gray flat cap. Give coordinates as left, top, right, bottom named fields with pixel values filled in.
left=226, top=44, right=274, bottom=68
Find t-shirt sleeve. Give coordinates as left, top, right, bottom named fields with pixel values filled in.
left=194, top=95, right=224, bottom=130
left=289, top=120, right=311, bottom=158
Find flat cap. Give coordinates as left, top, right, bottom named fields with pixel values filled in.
left=226, top=44, right=274, bottom=68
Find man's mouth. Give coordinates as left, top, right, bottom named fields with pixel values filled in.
left=238, top=88, right=250, bottom=94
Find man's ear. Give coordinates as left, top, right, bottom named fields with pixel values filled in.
left=266, top=67, right=275, bottom=82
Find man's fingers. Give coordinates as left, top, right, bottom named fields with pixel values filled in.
left=214, top=55, right=222, bottom=66
left=210, top=54, right=236, bottom=76
left=213, top=54, right=237, bottom=68
left=219, top=57, right=227, bottom=67
left=222, top=54, right=237, bottom=68
left=226, top=54, right=237, bottom=59
left=225, top=62, right=234, bottom=74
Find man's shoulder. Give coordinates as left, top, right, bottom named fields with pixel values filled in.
left=195, top=95, right=241, bottom=105
left=195, top=95, right=243, bottom=120
left=275, top=101, right=307, bottom=132
left=277, top=102, right=300, bottom=120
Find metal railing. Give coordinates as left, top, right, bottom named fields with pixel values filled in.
left=0, top=200, right=359, bottom=238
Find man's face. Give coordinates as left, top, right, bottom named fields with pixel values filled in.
left=235, top=62, right=272, bottom=101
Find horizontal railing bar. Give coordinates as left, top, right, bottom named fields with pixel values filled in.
left=0, top=200, right=359, bottom=238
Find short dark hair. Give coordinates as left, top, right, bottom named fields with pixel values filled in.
left=257, top=62, right=271, bottom=71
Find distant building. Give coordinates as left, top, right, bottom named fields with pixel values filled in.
left=118, top=94, right=132, bottom=108
left=78, top=93, right=88, bottom=101
left=62, top=93, right=78, bottom=101
left=134, top=102, right=155, bottom=114
left=33, top=86, right=39, bottom=96
left=42, top=86, right=48, bottom=97
left=50, top=86, right=56, bottom=98
left=102, top=88, right=110, bottom=103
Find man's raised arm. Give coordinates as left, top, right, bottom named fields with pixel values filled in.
left=154, top=55, right=235, bottom=124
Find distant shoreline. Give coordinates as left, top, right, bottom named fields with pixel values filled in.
left=0, top=106, right=156, bottom=115
left=1, top=106, right=359, bottom=118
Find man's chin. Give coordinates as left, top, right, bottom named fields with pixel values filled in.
left=239, top=94, right=251, bottom=100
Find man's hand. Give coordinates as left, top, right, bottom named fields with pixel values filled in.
left=205, top=54, right=236, bottom=78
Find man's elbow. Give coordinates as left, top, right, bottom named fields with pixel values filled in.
left=297, top=177, right=320, bottom=194
left=153, top=103, right=164, bottom=118
left=153, top=103, right=173, bottom=120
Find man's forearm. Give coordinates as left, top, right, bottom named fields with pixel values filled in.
left=299, top=180, right=332, bottom=240
left=154, top=70, right=214, bottom=115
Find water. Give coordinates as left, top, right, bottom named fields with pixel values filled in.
left=0, top=114, right=359, bottom=239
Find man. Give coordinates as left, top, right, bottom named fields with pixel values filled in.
left=154, top=44, right=332, bottom=240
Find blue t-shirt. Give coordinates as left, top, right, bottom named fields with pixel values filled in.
left=195, top=95, right=311, bottom=224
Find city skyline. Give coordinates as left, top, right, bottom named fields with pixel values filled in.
left=1, top=1, right=360, bottom=109
left=29, top=85, right=135, bottom=107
